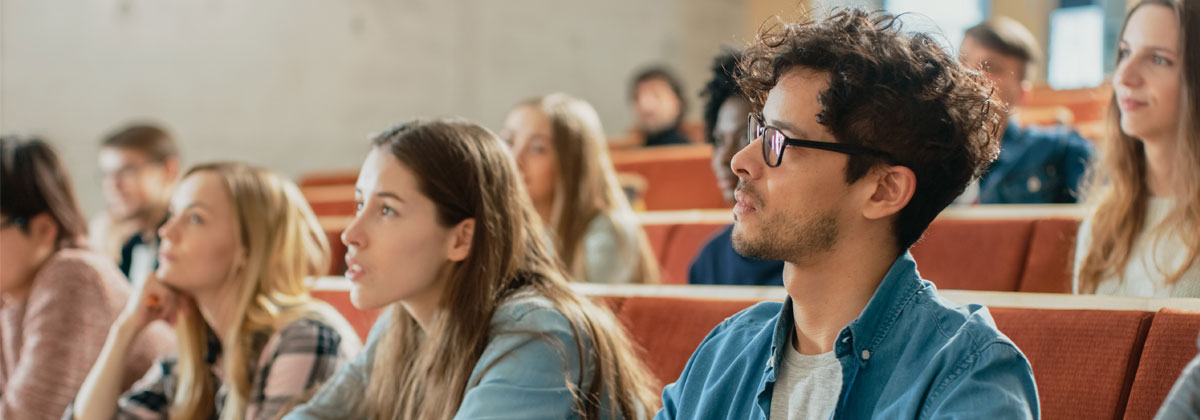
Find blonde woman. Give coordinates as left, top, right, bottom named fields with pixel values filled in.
left=71, top=162, right=360, bottom=420
left=283, top=119, right=659, bottom=419
left=501, top=93, right=660, bottom=284
left=1075, top=0, right=1200, bottom=296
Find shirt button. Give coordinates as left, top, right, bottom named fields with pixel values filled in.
left=861, top=350, right=871, bottom=360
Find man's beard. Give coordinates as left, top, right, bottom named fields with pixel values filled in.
left=731, top=184, right=839, bottom=263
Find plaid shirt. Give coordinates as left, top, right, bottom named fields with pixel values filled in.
left=109, top=318, right=349, bottom=420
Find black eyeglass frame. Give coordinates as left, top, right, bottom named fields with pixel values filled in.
left=748, top=113, right=890, bottom=168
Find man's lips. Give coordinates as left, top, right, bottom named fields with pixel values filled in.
left=733, top=189, right=758, bottom=217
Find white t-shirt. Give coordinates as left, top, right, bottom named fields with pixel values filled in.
left=1074, top=197, right=1200, bottom=297
left=769, top=343, right=843, bottom=420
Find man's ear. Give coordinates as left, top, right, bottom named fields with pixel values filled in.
left=28, top=213, right=60, bottom=250
left=446, top=218, right=475, bottom=262
left=862, top=165, right=916, bottom=221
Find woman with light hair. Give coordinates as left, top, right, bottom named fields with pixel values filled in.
left=71, top=162, right=360, bottom=420
left=1075, top=0, right=1200, bottom=296
left=501, top=93, right=660, bottom=284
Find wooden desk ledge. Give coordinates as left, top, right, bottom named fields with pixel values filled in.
left=634, top=204, right=1085, bottom=226
left=312, top=277, right=1200, bottom=312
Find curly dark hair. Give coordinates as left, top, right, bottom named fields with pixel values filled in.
left=737, top=8, right=1003, bottom=250
left=700, top=49, right=745, bottom=144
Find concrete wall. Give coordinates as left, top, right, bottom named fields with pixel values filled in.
left=0, top=0, right=754, bottom=216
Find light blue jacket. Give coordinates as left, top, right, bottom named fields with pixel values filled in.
left=283, top=293, right=600, bottom=419
left=656, top=252, right=1040, bottom=419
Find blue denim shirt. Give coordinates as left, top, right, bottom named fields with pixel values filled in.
left=978, top=121, right=1093, bottom=204
left=656, top=253, right=1039, bottom=419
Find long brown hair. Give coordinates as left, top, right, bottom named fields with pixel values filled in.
left=0, top=135, right=88, bottom=249
left=514, top=93, right=660, bottom=284
left=170, top=162, right=358, bottom=420
left=1078, top=0, right=1200, bottom=292
left=360, top=119, right=659, bottom=419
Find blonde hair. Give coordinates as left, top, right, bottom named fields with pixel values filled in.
left=515, top=93, right=660, bottom=284
left=361, top=119, right=659, bottom=419
left=1078, top=0, right=1200, bottom=292
left=170, top=162, right=357, bottom=420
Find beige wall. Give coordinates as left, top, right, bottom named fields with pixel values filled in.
left=0, top=0, right=749, bottom=216
left=991, top=0, right=1059, bottom=84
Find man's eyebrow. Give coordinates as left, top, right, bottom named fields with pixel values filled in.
left=769, top=118, right=813, bottom=139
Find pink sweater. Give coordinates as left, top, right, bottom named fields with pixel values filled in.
left=0, top=249, right=175, bottom=420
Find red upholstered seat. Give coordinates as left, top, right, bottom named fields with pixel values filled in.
left=658, top=223, right=726, bottom=285
left=1018, top=218, right=1080, bottom=293
left=309, top=200, right=356, bottom=217
left=910, top=219, right=1036, bottom=291
left=612, top=146, right=726, bottom=211
left=299, top=171, right=358, bottom=187
left=1124, top=309, right=1200, bottom=420
left=643, top=224, right=676, bottom=271
left=990, top=307, right=1153, bottom=420
left=611, top=296, right=764, bottom=389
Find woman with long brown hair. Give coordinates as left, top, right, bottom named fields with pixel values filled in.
left=501, top=93, right=660, bottom=284
left=1075, top=0, right=1200, bottom=296
left=283, top=119, right=659, bottom=419
left=71, top=162, right=360, bottom=420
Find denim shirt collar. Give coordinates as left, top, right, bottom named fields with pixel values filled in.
left=764, top=251, right=924, bottom=377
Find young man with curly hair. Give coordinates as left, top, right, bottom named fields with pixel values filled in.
left=656, top=9, right=1039, bottom=419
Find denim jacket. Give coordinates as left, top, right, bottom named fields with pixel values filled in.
left=977, top=122, right=1092, bottom=204
left=656, top=252, right=1039, bottom=419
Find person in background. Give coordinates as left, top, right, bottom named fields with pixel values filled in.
left=1075, top=0, right=1199, bottom=297
left=284, top=119, right=660, bottom=419
left=960, top=17, right=1093, bottom=204
left=689, top=49, right=784, bottom=286
left=0, top=135, right=173, bottom=420
left=91, top=123, right=180, bottom=287
left=502, top=93, right=660, bottom=284
left=612, top=66, right=693, bottom=148
left=71, top=162, right=360, bottom=420
left=656, top=9, right=1037, bottom=419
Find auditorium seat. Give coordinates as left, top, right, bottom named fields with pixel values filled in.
left=610, top=145, right=727, bottom=211
left=657, top=223, right=726, bottom=284
left=910, top=218, right=1036, bottom=292
left=991, top=307, right=1152, bottom=420
left=1124, top=308, right=1200, bottom=420
left=1019, top=218, right=1081, bottom=293
left=299, top=170, right=358, bottom=187
left=612, top=296, right=763, bottom=386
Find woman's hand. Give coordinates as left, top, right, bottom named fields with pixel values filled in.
left=117, top=275, right=182, bottom=334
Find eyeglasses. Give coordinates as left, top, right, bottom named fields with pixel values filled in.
left=748, top=113, right=889, bottom=168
